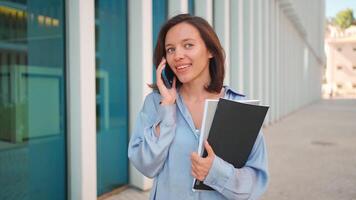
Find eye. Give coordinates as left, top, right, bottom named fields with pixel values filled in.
left=166, top=48, right=175, bottom=54
left=184, top=43, right=193, bottom=49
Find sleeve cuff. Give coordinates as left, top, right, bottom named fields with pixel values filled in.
left=204, top=155, right=235, bottom=192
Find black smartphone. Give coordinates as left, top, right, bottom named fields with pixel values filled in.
left=161, top=64, right=175, bottom=89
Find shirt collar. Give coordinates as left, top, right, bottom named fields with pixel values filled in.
left=223, top=85, right=246, bottom=97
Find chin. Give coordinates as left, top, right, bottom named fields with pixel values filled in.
left=176, top=76, right=191, bottom=84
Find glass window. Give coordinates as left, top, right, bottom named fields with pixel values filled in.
left=95, top=0, right=129, bottom=195
left=188, top=0, right=195, bottom=15
left=0, top=0, right=66, bottom=200
left=152, top=0, right=167, bottom=81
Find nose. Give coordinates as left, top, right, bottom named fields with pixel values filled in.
left=173, top=47, right=184, bottom=61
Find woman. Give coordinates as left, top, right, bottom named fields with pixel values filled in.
left=128, top=14, right=268, bottom=200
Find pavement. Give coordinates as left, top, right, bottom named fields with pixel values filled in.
left=109, top=99, right=356, bottom=200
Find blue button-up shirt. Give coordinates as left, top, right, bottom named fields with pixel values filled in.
left=128, top=86, right=269, bottom=200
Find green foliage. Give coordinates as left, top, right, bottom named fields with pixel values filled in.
left=334, top=8, right=354, bottom=30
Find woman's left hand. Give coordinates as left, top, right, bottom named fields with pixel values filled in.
left=191, top=141, right=215, bottom=181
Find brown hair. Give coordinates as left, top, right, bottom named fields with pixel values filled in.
left=153, top=14, right=225, bottom=93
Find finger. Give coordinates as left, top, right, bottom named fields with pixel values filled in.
left=193, top=168, right=204, bottom=181
left=191, top=170, right=198, bottom=179
left=191, top=157, right=198, bottom=166
left=156, top=58, right=167, bottom=82
left=172, top=76, right=177, bottom=89
left=191, top=152, right=199, bottom=160
left=192, top=160, right=205, bottom=173
left=156, top=65, right=166, bottom=78
left=191, top=153, right=202, bottom=164
left=191, top=164, right=204, bottom=180
left=204, top=141, right=214, bottom=157
left=157, top=58, right=165, bottom=70
left=191, top=162, right=198, bottom=173
left=198, top=175, right=205, bottom=181
left=158, top=57, right=166, bottom=69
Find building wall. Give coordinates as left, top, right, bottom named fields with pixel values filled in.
left=325, top=25, right=356, bottom=97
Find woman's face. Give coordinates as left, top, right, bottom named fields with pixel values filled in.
left=165, top=22, right=212, bottom=86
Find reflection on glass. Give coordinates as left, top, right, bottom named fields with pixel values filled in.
left=0, top=0, right=66, bottom=199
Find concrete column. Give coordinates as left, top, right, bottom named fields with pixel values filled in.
left=168, top=0, right=188, bottom=17
left=271, top=0, right=276, bottom=123
left=257, top=0, right=263, bottom=102
left=261, top=0, right=266, bottom=111
left=66, top=0, right=97, bottom=199
left=289, top=21, right=293, bottom=114
left=237, top=0, right=244, bottom=93
left=128, top=0, right=153, bottom=191
left=287, top=24, right=295, bottom=113
left=214, top=0, right=230, bottom=85
left=285, top=17, right=289, bottom=116
left=275, top=1, right=280, bottom=121
left=290, top=24, right=293, bottom=111
left=264, top=0, right=270, bottom=124
left=195, top=0, right=213, bottom=25
left=242, top=0, right=250, bottom=96
left=280, top=14, right=285, bottom=117
left=249, top=0, right=255, bottom=99
left=286, top=23, right=290, bottom=114
left=229, top=0, right=244, bottom=92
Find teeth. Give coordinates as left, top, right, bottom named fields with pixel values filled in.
left=177, top=65, right=190, bottom=70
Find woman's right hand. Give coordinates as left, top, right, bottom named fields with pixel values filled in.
left=156, top=58, right=177, bottom=105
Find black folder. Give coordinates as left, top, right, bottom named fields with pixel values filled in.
left=193, top=98, right=269, bottom=191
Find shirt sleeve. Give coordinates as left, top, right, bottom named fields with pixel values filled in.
left=203, top=132, right=269, bottom=200
left=128, top=93, right=177, bottom=178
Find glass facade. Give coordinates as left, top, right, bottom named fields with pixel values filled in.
left=0, top=0, right=66, bottom=199
left=95, top=0, right=129, bottom=195
left=152, top=0, right=167, bottom=80
left=188, top=0, right=194, bottom=15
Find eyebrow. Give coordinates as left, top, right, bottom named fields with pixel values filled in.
left=165, top=38, right=196, bottom=48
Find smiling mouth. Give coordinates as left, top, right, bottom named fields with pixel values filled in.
left=176, top=64, right=191, bottom=71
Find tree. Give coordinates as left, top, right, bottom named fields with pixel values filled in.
left=333, top=8, right=354, bottom=30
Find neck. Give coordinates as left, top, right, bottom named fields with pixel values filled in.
left=180, top=84, right=224, bottom=103
left=180, top=84, right=208, bottom=102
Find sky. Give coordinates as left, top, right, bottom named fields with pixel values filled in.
left=326, top=0, right=356, bottom=18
